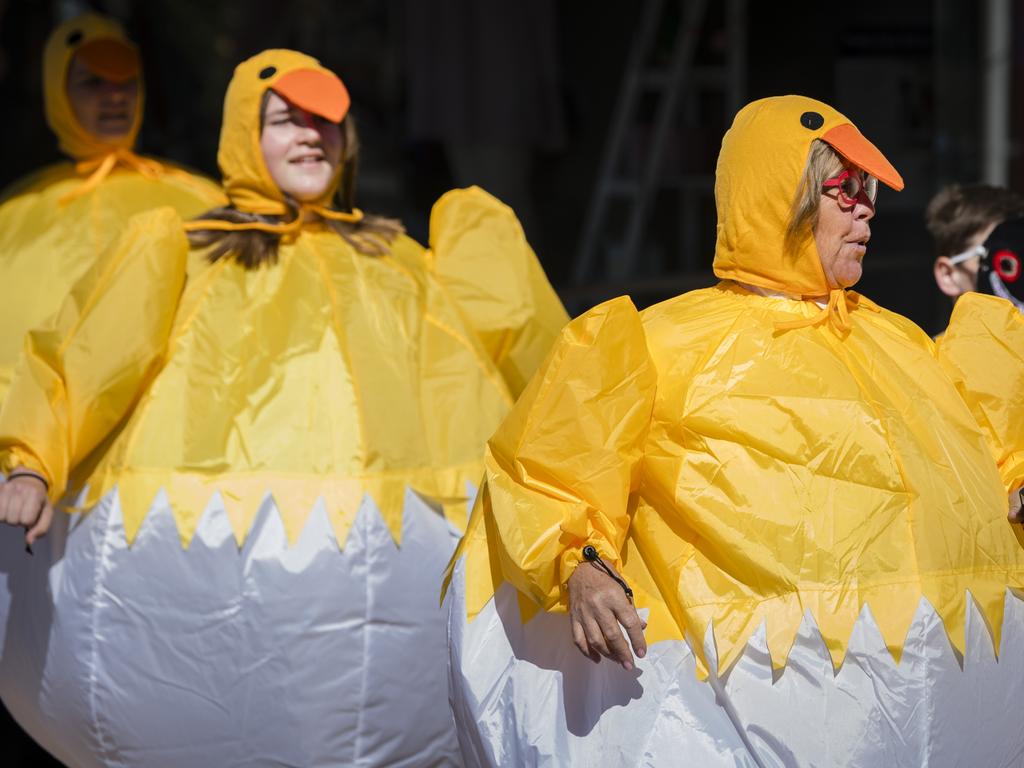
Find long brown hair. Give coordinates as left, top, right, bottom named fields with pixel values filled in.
left=187, top=114, right=404, bottom=269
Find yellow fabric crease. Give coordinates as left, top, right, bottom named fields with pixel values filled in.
left=428, top=188, right=569, bottom=398
left=936, top=292, right=1024, bottom=494
left=449, top=95, right=1024, bottom=678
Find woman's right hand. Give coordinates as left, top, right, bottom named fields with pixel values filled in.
left=567, top=560, right=647, bottom=671
left=0, top=469, right=54, bottom=546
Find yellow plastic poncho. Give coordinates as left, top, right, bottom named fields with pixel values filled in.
left=0, top=49, right=567, bottom=550
left=450, top=95, right=1024, bottom=678
left=937, top=292, right=1024, bottom=495
left=0, top=13, right=224, bottom=402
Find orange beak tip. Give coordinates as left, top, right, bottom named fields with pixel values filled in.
left=272, top=68, right=350, bottom=124
left=76, top=38, right=140, bottom=83
left=822, top=123, right=903, bottom=193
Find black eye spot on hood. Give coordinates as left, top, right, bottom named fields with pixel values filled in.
left=259, top=66, right=277, bottom=80
left=66, top=30, right=83, bottom=47
left=800, top=111, right=824, bottom=130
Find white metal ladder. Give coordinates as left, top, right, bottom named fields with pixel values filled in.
left=572, top=0, right=747, bottom=290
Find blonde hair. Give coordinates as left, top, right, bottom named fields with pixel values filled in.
left=785, top=139, right=845, bottom=256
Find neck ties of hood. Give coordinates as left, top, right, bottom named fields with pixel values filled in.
left=774, top=288, right=881, bottom=336
left=60, top=148, right=166, bottom=204
left=182, top=204, right=364, bottom=237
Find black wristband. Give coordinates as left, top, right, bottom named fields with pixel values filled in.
left=582, top=545, right=634, bottom=602
left=5, top=472, right=49, bottom=492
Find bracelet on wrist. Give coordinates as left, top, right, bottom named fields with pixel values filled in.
left=5, top=472, right=49, bottom=492
left=582, top=545, right=634, bottom=603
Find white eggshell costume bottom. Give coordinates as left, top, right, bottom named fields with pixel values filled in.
left=0, top=487, right=463, bottom=767
left=447, top=559, right=1024, bottom=768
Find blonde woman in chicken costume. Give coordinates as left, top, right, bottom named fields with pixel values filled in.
left=0, top=49, right=566, bottom=767
left=0, top=13, right=224, bottom=405
left=446, top=95, right=1024, bottom=767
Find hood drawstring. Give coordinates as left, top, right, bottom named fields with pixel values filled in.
left=60, top=149, right=216, bottom=205
left=774, top=288, right=881, bottom=336
left=60, top=149, right=165, bottom=204
left=183, top=204, right=365, bottom=239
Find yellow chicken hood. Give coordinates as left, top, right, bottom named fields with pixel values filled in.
left=43, top=13, right=142, bottom=161
left=217, top=49, right=350, bottom=216
left=712, top=95, right=903, bottom=297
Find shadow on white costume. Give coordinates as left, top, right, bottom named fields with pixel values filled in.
left=0, top=485, right=465, bottom=768
left=447, top=559, right=1024, bottom=768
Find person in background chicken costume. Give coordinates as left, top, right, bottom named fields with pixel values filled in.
left=924, top=184, right=1024, bottom=331
left=0, top=49, right=566, bottom=767
left=0, top=12, right=224, bottom=405
left=934, top=214, right=1024, bottom=526
left=445, top=95, right=1024, bottom=767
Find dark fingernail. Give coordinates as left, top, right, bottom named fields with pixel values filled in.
left=24, top=543, right=33, bottom=556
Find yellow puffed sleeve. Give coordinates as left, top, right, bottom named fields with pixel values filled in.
left=427, top=186, right=569, bottom=398
left=936, top=292, right=1024, bottom=493
left=0, top=207, right=188, bottom=498
left=455, top=296, right=657, bottom=613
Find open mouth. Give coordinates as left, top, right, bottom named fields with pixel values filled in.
left=95, top=111, right=131, bottom=133
left=289, top=154, right=327, bottom=166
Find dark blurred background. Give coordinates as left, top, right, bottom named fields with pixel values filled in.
left=1, top=0, right=1023, bottom=763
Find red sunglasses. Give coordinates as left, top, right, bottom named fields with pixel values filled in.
left=822, top=169, right=878, bottom=208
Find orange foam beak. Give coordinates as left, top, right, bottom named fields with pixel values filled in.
left=273, top=68, right=350, bottom=124
left=821, top=123, right=904, bottom=191
left=76, top=38, right=140, bottom=83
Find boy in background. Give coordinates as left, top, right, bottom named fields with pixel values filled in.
left=925, top=184, right=1024, bottom=319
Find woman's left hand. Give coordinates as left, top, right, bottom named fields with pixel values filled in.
left=0, top=470, right=54, bottom=546
left=567, top=561, right=647, bottom=671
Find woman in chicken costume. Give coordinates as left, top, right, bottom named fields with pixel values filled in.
left=446, top=95, right=1024, bottom=767
left=0, top=12, right=224, bottom=403
left=0, top=49, right=566, bottom=767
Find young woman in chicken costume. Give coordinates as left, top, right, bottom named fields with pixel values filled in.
left=0, top=49, right=566, bottom=767
left=0, top=12, right=224, bottom=404
left=446, top=96, right=1024, bottom=767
